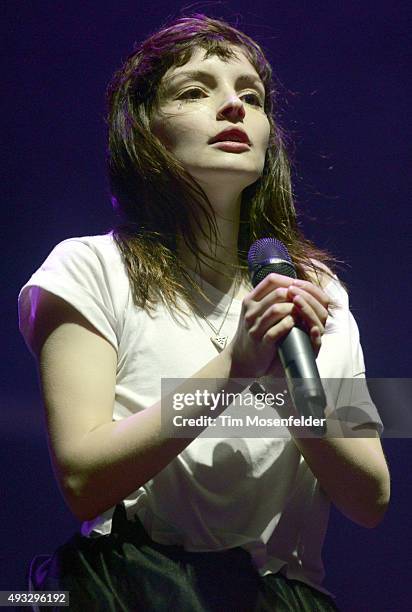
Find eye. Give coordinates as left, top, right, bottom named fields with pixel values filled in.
left=177, top=87, right=206, bottom=102
left=241, top=92, right=264, bottom=107
left=176, top=87, right=264, bottom=107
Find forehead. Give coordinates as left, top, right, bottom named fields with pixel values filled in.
left=162, top=46, right=261, bottom=84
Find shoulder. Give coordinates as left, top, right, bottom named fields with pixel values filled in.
left=304, top=259, right=349, bottom=308
left=19, top=232, right=127, bottom=356
left=303, top=259, right=337, bottom=289
left=36, top=232, right=127, bottom=287
left=46, top=232, right=121, bottom=267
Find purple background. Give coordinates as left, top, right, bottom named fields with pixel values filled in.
left=3, top=2, right=411, bottom=610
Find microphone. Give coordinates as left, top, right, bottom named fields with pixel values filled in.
left=248, top=238, right=327, bottom=435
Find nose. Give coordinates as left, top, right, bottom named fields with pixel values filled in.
left=216, top=94, right=245, bottom=122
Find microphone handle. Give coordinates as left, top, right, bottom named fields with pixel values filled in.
left=278, top=327, right=327, bottom=435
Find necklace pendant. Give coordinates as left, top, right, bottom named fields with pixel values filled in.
left=211, top=335, right=228, bottom=352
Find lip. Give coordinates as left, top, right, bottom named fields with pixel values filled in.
left=210, top=141, right=251, bottom=153
left=209, top=128, right=251, bottom=145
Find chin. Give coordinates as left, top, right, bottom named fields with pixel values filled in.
left=188, top=163, right=263, bottom=185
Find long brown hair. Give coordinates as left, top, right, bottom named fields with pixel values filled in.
left=106, top=13, right=340, bottom=316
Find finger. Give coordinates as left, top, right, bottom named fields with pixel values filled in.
left=251, top=273, right=295, bottom=302
left=262, top=314, right=295, bottom=346
left=245, top=287, right=290, bottom=327
left=310, top=326, right=323, bottom=356
left=290, top=279, right=330, bottom=310
left=291, top=294, right=324, bottom=333
left=250, top=302, right=294, bottom=340
left=259, top=286, right=290, bottom=309
left=245, top=287, right=292, bottom=329
left=287, top=285, right=329, bottom=326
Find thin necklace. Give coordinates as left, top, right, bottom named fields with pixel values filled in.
left=197, top=275, right=238, bottom=352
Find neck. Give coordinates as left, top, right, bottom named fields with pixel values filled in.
left=178, top=188, right=242, bottom=294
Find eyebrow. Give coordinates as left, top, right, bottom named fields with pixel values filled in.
left=164, top=69, right=265, bottom=95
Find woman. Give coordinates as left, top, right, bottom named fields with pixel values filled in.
left=19, top=14, right=389, bottom=612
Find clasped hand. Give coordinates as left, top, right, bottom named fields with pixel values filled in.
left=227, top=273, right=331, bottom=379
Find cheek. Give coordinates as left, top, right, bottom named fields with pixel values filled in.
left=254, top=126, right=270, bottom=164
left=152, top=118, right=197, bottom=153
left=255, top=121, right=271, bottom=171
left=260, top=118, right=271, bottom=150
left=151, top=119, right=176, bottom=150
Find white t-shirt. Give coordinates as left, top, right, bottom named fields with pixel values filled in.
left=18, top=233, right=383, bottom=599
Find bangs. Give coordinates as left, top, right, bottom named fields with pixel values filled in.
left=145, top=40, right=274, bottom=119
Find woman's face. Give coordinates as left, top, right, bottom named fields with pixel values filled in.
left=150, top=46, right=271, bottom=194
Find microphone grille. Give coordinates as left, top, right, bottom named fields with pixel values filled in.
left=248, top=238, right=296, bottom=287
left=248, top=238, right=292, bottom=267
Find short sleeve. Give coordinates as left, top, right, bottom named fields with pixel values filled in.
left=345, top=311, right=384, bottom=435
left=18, top=237, right=119, bottom=355
left=322, top=279, right=384, bottom=436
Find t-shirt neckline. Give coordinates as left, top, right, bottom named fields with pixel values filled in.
left=184, top=268, right=244, bottom=314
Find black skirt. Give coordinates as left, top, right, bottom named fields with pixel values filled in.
left=28, top=503, right=340, bottom=612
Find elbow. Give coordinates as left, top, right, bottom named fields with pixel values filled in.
left=67, top=494, right=98, bottom=523
left=358, top=501, right=389, bottom=529
left=61, top=471, right=127, bottom=523
left=355, top=478, right=391, bottom=529
left=60, top=473, right=101, bottom=523
left=364, top=490, right=391, bottom=529
left=55, top=441, right=130, bottom=522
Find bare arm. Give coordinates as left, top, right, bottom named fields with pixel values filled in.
left=290, top=427, right=390, bottom=528
left=33, top=290, right=248, bottom=522
left=32, top=271, right=390, bottom=528
left=283, top=280, right=390, bottom=528
left=230, top=274, right=390, bottom=528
